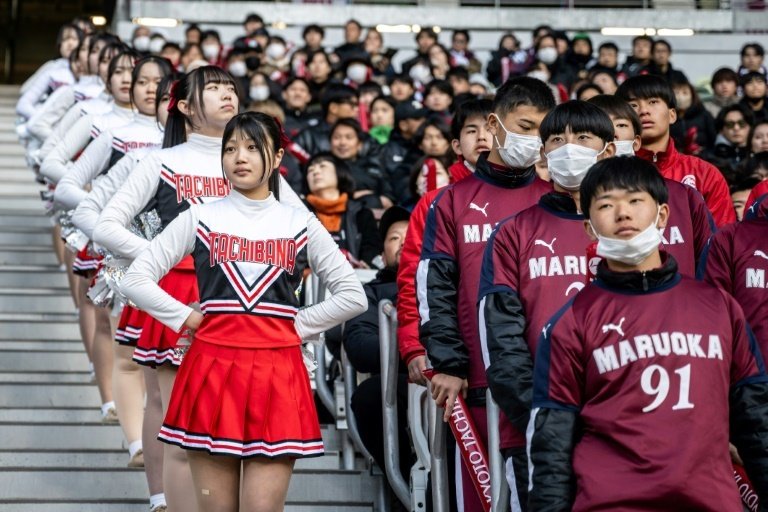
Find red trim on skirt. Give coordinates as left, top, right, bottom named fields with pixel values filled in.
left=133, top=259, right=198, bottom=368
left=72, top=247, right=102, bottom=278
left=115, top=305, right=146, bottom=346
left=158, top=340, right=323, bottom=459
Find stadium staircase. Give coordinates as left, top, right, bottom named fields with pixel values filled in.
left=0, top=84, right=379, bottom=511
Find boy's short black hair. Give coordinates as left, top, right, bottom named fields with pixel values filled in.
left=616, top=74, right=676, bottom=109
left=575, top=83, right=603, bottom=100
left=742, top=151, right=768, bottom=178
left=632, top=35, right=654, bottom=47
left=359, top=81, right=383, bottom=97
left=424, top=79, right=454, bottom=99
left=598, top=42, right=619, bottom=54
left=453, top=29, right=470, bottom=42
left=588, top=94, right=643, bottom=137
left=447, top=67, right=470, bottom=82
left=740, top=71, right=767, bottom=87
left=388, top=73, right=414, bottom=88
left=416, top=27, right=437, bottom=42
left=653, top=39, right=671, bottom=52
left=540, top=100, right=615, bottom=144
left=303, top=24, right=325, bottom=39
left=492, top=76, right=556, bottom=117
left=711, top=67, right=739, bottom=89
left=321, top=84, right=359, bottom=116
left=580, top=156, right=669, bottom=218
left=304, top=152, right=355, bottom=196
left=715, top=103, right=755, bottom=132
left=741, top=42, right=765, bottom=58
left=244, top=13, right=264, bottom=25
left=730, top=175, right=762, bottom=195
left=451, top=98, right=492, bottom=140
left=345, top=19, right=362, bottom=30
left=414, top=117, right=451, bottom=148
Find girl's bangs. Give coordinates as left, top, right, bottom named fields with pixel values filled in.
left=201, top=66, right=235, bottom=86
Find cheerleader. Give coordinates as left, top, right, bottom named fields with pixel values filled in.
left=16, top=23, right=83, bottom=120
left=121, top=112, right=366, bottom=512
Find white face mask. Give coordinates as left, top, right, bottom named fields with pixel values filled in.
left=493, top=113, right=541, bottom=169
left=613, top=140, right=635, bottom=157
left=202, top=44, right=220, bottom=59
left=537, top=47, right=558, bottom=65
left=266, top=43, right=286, bottom=60
left=590, top=209, right=662, bottom=266
left=409, top=64, right=431, bottom=83
left=250, top=85, right=270, bottom=102
left=347, top=64, right=368, bottom=84
left=133, top=36, right=150, bottom=52
left=528, top=70, right=550, bottom=83
left=546, top=143, right=606, bottom=191
left=149, top=38, right=166, bottom=54
left=228, top=61, right=248, bottom=77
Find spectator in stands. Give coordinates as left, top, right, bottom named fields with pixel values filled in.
left=184, top=24, right=202, bottom=46
left=670, top=79, right=716, bottom=155
left=401, top=27, right=438, bottom=75
left=423, top=80, right=453, bottom=119
left=246, top=71, right=276, bottom=106
left=369, top=96, right=396, bottom=144
left=450, top=29, right=481, bottom=74
left=364, top=28, right=396, bottom=78
left=344, top=206, right=414, bottom=497
left=296, top=84, right=360, bottom=157
left=704, top=67, right=740, bottom=118
left=301, top=24, right=325, bottom=54
left=149, top=33, right=167, bottom=55
left=200, top=30, right=225, bottom=68
left=740, top=71, right=768, bottom=124
left=414, top=117, right=452, bottom=159
left=262, top=36, right=291, bottom=81
left=388, top=74, right=415, bottom=102
left=427, top=43, right=452, bottom=81
left=622, top=34, right=653, bottom=78
left=553, top=30, right=570, bottom=57
left=405, top=155, right=454, bottom=208
left=160, top=42, right=182, bottom=69
left=589, top=68, right=618, bottom=95
left=232, top=13, right=264, bottom=50
left=749, top=119, right=768, bottom=154
left=534, top=33, right=575, bottom=90
left=282, top=77, right=319, bottom=139
left=304, top=153, right=382, bottom=267
left=131, top=25, right=151, bottom=53
left=565, top=33, right=595, bottom=82
left=486, top=32, right=526, bottom=87
left=731, top=176, right=762, bottom=220
left=180, top=43, right=205, bottom=71
left=594, top=41, right=620, bottom=74
left=743, top=151, right=768, bottom=180
left=335, top=19, right=365, bottom=61
left=709, top=104, right=754, bottom=171
left=576, top=83, right=602, bottom=101
left=649, top=39, right=688, bottom=84
left=469, top=73, right=493, bottom=97
left=307, top=50, right=335, bottom=104
left=738, top=42, right=766, bottom=77
left=380, top=101, right=426, bottom=203
left=447, top=67, right=471, bottom=97
left=329, top=119, right=393, bottom=209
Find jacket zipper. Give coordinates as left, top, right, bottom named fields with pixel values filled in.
left=642, top=271, right=649, bottom=291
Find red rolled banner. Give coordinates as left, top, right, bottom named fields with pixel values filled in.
left=424, top=369, right=492, bottom=511
left=733, top=463, right=759, bottom=512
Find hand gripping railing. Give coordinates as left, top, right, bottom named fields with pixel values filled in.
left=486, top=390, right=511, bottom=512
left=378, top=299, right=411, bottom=507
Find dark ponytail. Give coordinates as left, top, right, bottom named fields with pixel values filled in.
left=221, top=112, right=284, bottom=201
left=163, top=65, right=238, bottom=149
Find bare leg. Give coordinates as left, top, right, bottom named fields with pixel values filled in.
left=51, top=224, right=65, bottom=265
left=241, top=457, right=295, bottom=512
left=143, top=366, right=165, bottom=496
left=76, top=276, right=96, bottom=362
left=92, top=306, right=115, bottom=405
left=186, top=450, right=241, bottom=512
left=112, top=343, right=145, bottom=449
left=157, top=365, right=197, bottom=512
left=63, top=249, right=78, bottom=307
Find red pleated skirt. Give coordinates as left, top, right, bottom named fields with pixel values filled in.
left=115, top=305, right=146, bottom=346
left=72, top=246, right=102, bottom=278
left=133, top=262, right=198, bottom=368
left=158, top=340, right=323, bottom=459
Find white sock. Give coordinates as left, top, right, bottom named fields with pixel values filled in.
left=128, top=440, right=143, bottom=458
left=101, top=401, right=115, bottom=416
left=150, top=493, right=166, bottom=509
left=88, top=362, right=94, bottom=373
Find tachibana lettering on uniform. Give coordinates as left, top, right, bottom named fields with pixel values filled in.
left=593, top=332, right=724, bottom=374
left=208, top=232, right=298, bottom=273
left=174, top=174, right=231, bottom=202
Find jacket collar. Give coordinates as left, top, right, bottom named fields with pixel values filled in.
left=474, top=152, right=536, bottom=188
left=595, top=252, right=680, bottom=294
left=636, top=138, right=679, bottom=171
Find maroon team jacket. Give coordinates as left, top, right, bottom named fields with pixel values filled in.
left=702, top=192, right=768, bottom=353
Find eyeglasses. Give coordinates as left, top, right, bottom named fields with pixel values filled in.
left=725, top=120, right=748, bottom=129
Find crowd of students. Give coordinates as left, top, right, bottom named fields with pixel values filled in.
left=12, top=13, right=768, bottom=512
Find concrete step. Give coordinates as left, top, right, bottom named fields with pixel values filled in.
left=0, top=197, right=48, bottom=211
left=0, top=352, right=88, bottom=372
left=0, top=372, right=90, bottom=383
left=0, top=248, right=59, bottom=265
left=0, top=340, right=81, bottom=352
left=0, top=293, right=78, bottom=314
left=0, top=230, right=54, bottom=245
left=0, top=269, right=70, bottom=287
left=0, top=384, right=100, bottom=408
left=0, top=321, right=81, bottom=342
left=0, top=214, right=54, bottom=228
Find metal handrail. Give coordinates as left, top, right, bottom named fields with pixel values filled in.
left=306, top=273, right=336, bottom=418
left=341, top=345, right=375, bottom=463
left=427, top=390, right=449, bottom=512
left=487, top=390, right=510, bottom=512
left=408, top=383, right=431, bottom=512
left=378, top=299, right=411, bottom=507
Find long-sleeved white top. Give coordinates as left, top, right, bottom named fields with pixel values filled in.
left=120, top=190, right=366, bottom=337
left=71, top=148, right=146, bottom=239
left=16, top=61, right=74, bottom=119
left=37, top=94, right=113, bottom=165
left=94, top=133, right=306, bottom=261
left=20, top=59, right=61, bottom=95
left=40, top=104, right=133, bottom=184
left=26, top=76, right=104, bottom=142
left=55, top=113, right=162, bottom=210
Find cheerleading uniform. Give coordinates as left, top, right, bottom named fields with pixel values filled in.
left=26, top=75, right=104, bottom=143
left=94, top=133, right=305, bottom=366
left=120, top=190, right=366, bottom=458
left=16, top=58, right=75, bottom=120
